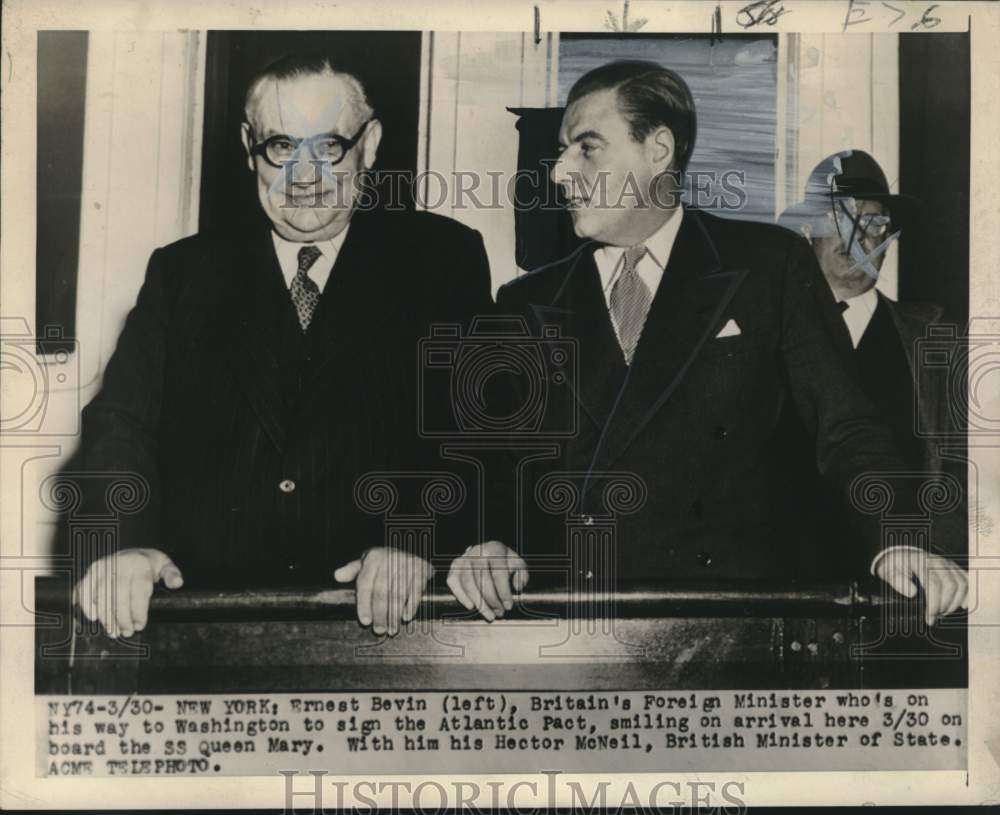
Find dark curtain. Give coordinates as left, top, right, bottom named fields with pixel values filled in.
left=36, top=31, right=88, bottom=353
left=508, top=107, right=582, bottom=271
left=898, top=33, right=970, bottom=327
left=198, top=31, right=422, bottom=234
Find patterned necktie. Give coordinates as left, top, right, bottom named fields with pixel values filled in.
left=609, top=244, right=652, bottom=364
left=290, top=245, right=323, bottom=332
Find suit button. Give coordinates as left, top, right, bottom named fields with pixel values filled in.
left=279, top=479, right=296, bottom=493
left=713, top=426, right=728, bottom=440
left=689, top=499, right=703, bottom=518
left=697, top=551, right=713, bottom=567
left=286, top=558, right=298, bottom=571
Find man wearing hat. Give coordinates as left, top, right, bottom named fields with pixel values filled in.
left=779, top=149, right=967, bottom=599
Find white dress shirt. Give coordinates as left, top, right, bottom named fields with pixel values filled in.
left=593, top=208, right=684, bottom=322
left=270, top=225, right=350, bottom=294
left=840, top=286, right=879, bottom=348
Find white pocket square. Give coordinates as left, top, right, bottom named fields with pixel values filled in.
left=715, top=318, right=742, bottom=338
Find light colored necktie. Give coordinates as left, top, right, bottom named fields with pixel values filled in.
left=290, top=245, right=322, bottom=332
left=609, top=244, right=652, bottom=364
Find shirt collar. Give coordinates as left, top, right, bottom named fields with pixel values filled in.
left=641, top=206, right=684, bottom=271
left=840, top=287, right=879, bottom=348
left=595, top=206, right=684, bottom=296
left=270, top=224, right=351, bottom=289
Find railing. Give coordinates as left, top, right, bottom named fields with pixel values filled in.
left=33, top=577, right=889, bottom=621
left=32, top=576, right=964, bottom=694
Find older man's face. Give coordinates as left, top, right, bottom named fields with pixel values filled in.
left=551, top=89, right=671, bottom=247
left=813, top=198, right=891, bottom=298
left=241, top=72, right=381, bottom=242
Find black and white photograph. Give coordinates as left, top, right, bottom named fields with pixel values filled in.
left=1, top=0, right=998, bottom=809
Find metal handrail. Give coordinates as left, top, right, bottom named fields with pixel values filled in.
left=35, top=576, right=890, bottom=622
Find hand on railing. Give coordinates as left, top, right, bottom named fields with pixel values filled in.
left=873, top=549, right=968, bottom=626
left=334, top=547, right=434, bottom=637
left=446, top=541, right=529, bottom=622
left=75, top=548, right=183, bottom=638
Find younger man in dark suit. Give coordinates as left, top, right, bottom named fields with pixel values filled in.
left=451, top=62, right=966, bottom=625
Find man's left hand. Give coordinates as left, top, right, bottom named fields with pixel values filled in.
left=874, top=549, right=968, bottom=626
left=334, top=548, right=433, bottom=636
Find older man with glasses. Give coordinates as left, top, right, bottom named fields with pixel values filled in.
left=73, top=53, right=493, bottom=639
left=779, top=150, right=967, bottom=622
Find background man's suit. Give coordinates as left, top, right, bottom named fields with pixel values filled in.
left=794, top=286, right=967, bottom=561
left=496, top=207, right=906, bottom=583
left=79, top=209, right=492, bottom=587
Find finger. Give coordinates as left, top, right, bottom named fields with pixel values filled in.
left=490, top=557, right=514, bottom=611
left=76, top=573, right=97, bottom=623
left=940, top=567, right=964, bottom=617
left=355, top=559, right=378, bottom=627
left=924, top=570, right=943, bottom=626
left=146, top=551, right=180, bottom=586
left=959, top=571, right=970, bottom=611
left=114, top=576, right=136, bottom=638
left=508, top=551, right=529, bottom=593
left=386, top=555, right=405, bottom=637
left=130, top=576, right=154, bottom=632
left=460, top=563, right=492, bottom=621
left=371, top=559, right=389, bottom=635
left=159, top=564, right=184, bottom=590
left=479, top=563, right=504, bottom=617
left=403, top=565, right=427, bottom=623
left=447, top=566, right=474, bottom=610
left=95, top=572, right=117, bottom=637
left=334, top=559, right=363, bottom=584
left=881, top=566, right=918, bottom=600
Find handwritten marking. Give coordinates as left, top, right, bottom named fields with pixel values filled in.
left=711, top=4, right=723, bottom=43
left=843, top=0, right=873, bottom=31
left=737, top=0, right=789, bottom=28
left=882, top=1, right=905, bottom=26
left=911, top=3, right=941, bottom=30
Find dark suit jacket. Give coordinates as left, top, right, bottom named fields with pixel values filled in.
left=78, top=209, right=492, bottom=587
left=495, top=208, right=907, bottom=583
left=805, top=289, right=967, bottom=559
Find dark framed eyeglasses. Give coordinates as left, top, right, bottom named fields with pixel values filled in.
left=249, top=119, right=372, bottom=168
left=830, top=196, right=893, bottom=250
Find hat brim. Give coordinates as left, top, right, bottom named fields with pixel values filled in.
left=779, top=191, right=921, bottom=234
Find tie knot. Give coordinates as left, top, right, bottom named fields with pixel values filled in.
left=297, top=244, right=322, bottom=274
left=623, top=243, right=647, bottom=274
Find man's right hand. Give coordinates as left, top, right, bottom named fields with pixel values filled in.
left=447, top=541, right=529, bottom=621
left=74, top=548, right=183, bottom=638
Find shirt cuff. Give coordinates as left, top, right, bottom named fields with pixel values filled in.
left=870, top=545, right=926, bottom=577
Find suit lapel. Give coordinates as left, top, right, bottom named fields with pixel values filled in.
left=297, top=212, right=401, bottom=405
left=225, top=224, right=297, bottom=453
left=528, top=245, right=628, bottom=429
left=589, top=210, right=749, bottom=473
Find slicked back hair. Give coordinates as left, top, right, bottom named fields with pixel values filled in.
left=566, top=60, right=696, bottom=173
left=243, top=52, right=374, bottom=129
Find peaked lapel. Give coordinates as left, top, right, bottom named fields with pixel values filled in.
left=880, top=293, right=948, bottom=450
left=296, top=211, right=404, bottom=409
left=225, top=223, right=298, bottom=453
left=527, top=244, right=629, bottom=429
left=588, top=210, right=750, bottom=474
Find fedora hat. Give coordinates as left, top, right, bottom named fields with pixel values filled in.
left=778, top=149, right=920, bottom=238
